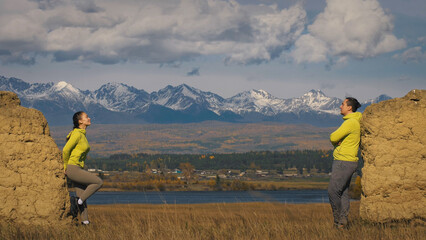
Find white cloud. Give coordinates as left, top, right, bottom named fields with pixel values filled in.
left=291, top=34, right=328, bottom=64
left=0, top=0, right=306, bottom=65
left=394, top=47, right=426, bottom=63
left=292, top=0, right=406, bottom=64
left=0, top=0, right=408, bottom=66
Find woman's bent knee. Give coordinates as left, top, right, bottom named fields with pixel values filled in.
left=97, top=178, right=103, bottom=187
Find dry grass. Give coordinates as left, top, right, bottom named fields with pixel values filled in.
left=1, top=202, right=424, bottom=240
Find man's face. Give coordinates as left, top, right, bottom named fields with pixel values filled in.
left=340, top=99, right=352, bottom=116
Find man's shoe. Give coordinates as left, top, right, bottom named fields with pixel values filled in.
left=334, top=223, right=347, bottom=230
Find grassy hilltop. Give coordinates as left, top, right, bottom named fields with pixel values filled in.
left=1, top=202, right=423, bottom=240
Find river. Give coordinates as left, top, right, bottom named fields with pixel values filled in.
left=83, top=190, right=330, bottom=205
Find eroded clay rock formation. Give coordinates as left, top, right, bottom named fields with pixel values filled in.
left=0, top=91, right=70, bottom=225
left=360, top=89, right=426, bottom=223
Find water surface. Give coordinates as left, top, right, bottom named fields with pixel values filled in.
left=84, top=190, right=330, bottom=205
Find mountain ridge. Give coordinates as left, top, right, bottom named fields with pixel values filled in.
left=0, top=75, right=391, bottom=126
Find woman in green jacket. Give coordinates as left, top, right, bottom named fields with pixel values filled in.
left=63, top=111, right=103, bottom=225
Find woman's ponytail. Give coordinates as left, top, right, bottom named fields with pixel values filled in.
left=66, top=111, right=85, bottom=141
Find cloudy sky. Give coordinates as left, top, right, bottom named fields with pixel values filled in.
left=0, top=0, right=425, bottom=101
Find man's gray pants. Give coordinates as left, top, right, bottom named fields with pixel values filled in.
left=328, top=160, right=358, bottom=226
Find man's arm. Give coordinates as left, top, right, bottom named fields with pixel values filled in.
left=330, top=120, right=352, bottom=147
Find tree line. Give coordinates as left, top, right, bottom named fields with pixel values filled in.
left=87, top=150, right=339, bottom=173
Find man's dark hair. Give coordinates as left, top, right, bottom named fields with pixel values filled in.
left=346, top=97, right=361, bottom=112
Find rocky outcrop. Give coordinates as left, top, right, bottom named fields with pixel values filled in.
left=360, top=89, right=426, bottom=223
left=0, top=91, right=70, bottom=225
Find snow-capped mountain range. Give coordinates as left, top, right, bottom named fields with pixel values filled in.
left=0, top=76, right=391, bottom=126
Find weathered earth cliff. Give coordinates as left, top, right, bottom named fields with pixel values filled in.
left=0, top=91, right=70, bottom=225
left=360, top=89, right=426, bottom=223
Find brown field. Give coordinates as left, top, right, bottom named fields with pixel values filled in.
left=100, top=179, right=330, bottom=192
left=1, top=202, right=424, bottom=240
left=248, top=180, right=330, bottom=190
left=50, top=122, right=333, bottom=156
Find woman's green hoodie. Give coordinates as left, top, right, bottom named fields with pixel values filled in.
left=62, top=128, right=90, bottom=170
left=330, top=112, right=362, bottom=162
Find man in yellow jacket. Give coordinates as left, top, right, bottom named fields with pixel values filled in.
left=328, top=97, right=362, bottom=229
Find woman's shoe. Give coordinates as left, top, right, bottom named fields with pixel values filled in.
left=69, top=196, right=79, bottom=218
left=77, top=199, right=86, bottom=213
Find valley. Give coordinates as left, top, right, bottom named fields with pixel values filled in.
left=51, top=121, right=334, bottom=157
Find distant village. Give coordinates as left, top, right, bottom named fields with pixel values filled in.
left=88, top=167, right=331, bottom=182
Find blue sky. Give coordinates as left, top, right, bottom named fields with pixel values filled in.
left=0, top=0, right=425, bottom=101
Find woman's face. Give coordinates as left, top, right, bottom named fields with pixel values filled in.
left=79, top=112, right=91, bottom=128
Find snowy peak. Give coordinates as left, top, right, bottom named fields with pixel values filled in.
left=303, top=89, right=326, bottom=96
left=96, top=82, right=147, bottom=94
left=155, top=84, right=203, bottom=101
left=177, top=84, right=201, bottom=97
left=297, top=89, right=341, bottom=114
left=53, top=81, right=81, bottom=95
left=152, top=84, right=224, bottom=112
left=363, top=94, right=392, bottom=104
left=225, top=89, right=284, bottom=116
left=225, top=89, right=341, bottom=116
left=0, top=76, right=31, bottom=93
left=54, top=81, right=69, bottom=91
left=25, top=82, right=54, bottom=96
left=231, top=89, right=274, bottom=100
left=0, top=77, right=84, bottom=101
left=45, top=81, right=96, bottom=111
left=228, top=89, right=277, bottom=105
left=151, top=85, right=197, bottom=109
left=93, top=82, right=149, bottom=112
left=94, top=82, right=148, bottom=99
left=300, top=89, right=331, bottom=103
left=249, top=89, right=274, bottom=99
